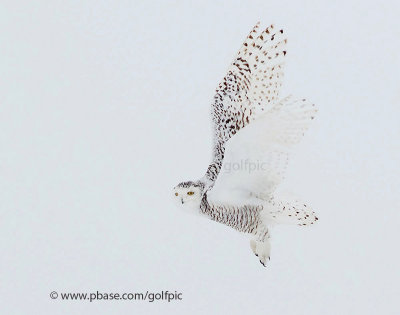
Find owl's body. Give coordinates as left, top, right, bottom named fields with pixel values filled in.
left=173, top=23, right=318, bottom=267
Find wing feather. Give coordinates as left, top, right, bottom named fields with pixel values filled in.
left=207, top=96, right=318, bottom=205
left=204, top=23, right=288, bottom=185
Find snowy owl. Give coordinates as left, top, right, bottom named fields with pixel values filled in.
left=173, top=23, right=318, bottom=267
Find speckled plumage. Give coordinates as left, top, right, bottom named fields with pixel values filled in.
left=204, top=23, right=288, bottom=186
left=173, top=23, right=318, bottom=267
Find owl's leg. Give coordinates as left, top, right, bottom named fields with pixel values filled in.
left=250, top=237, right=271, bottom=267
left=257, top=239, right=271, bottom=267
left=250, top=239, right=257, bottom=254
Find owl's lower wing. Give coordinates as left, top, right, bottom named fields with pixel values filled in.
left=207, top=96, right=318, bottom=205
left=204, top=23, right=287, bottom=184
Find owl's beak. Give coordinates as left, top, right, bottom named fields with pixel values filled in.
left=181, top=198, right=184, bottom=204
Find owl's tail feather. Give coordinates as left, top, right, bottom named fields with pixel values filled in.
left=262, top=194, right=318, bottom=226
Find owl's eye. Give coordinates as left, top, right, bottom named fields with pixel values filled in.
left=175, top=192, right=178, bottom=196
left=187, top=191, right=194, bottom=195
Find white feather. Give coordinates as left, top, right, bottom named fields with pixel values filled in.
left=208, top=96, right=318, bottom=205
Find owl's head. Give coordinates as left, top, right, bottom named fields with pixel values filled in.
left=173, top=181, right=205, bottom=209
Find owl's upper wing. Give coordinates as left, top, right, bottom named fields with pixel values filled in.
left=207, top=96, right=318, bottom=205
left=204, top=23, right=288, bottom=185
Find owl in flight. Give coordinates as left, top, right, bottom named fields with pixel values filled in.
left=173, top=23, right=318, bottom=267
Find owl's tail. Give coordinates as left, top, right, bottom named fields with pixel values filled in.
left=261, top=193, right=318, bottom=226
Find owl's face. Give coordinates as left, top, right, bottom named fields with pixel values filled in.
left=173, top=181, right=204, bottom=209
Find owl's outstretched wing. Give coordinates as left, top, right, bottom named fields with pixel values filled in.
left=204, top=23, right=288, bottom=185
left=207, top=96, right=318, bottom=205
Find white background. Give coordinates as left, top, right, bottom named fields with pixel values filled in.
left=1, top=1, right=399, bottom=314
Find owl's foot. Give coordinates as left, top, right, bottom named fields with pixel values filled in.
left=250, top=239, right=271, bottom=267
